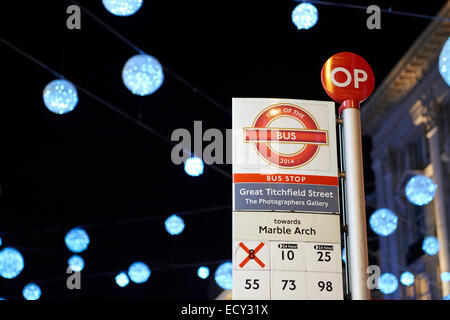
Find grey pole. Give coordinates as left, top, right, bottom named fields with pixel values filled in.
left=342, top=107, right=370, bottom=300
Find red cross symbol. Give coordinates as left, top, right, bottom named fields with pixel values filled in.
left=238, top=242, right=265, bottom=268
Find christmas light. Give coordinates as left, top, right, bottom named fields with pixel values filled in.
left=65, top=227, right=90, bottom=253
left=378, top=273, right=398, bottom=295
left=215, top=262, right=232, bottom=290
left=0, top=247, right=25, bottom=279
left=122, top=54, right=164, bottom=96
left=128, top=262, right=151, bottom=284
left=197, top=266, right=210, bottom=279
left=22, top=283, right=41, bottom=300
left=422, top=236, right=440, bottom=256
left=43, top=79, right=78, bottom=114
left=405, top=175, right=437, bottom=206
left=184, top=157, right=204, bottom=177
left=292, top=2, right=318, bottom=30
left=115, top=272, right=130, bottom=287
left=68, top=255, right=85, bottom=272
left=165, top=214, right=185, bottom=236
left=369, top=208, right=398, bottom=236
left=400, top=271, right=414, bottom=287
left=102, top=0, right=143, bottom=16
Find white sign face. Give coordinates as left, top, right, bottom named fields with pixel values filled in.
left=232, top=98, right=339, bottom=213
left=232, top=98, right=338, bottom=176
left=232, top=98, right=343, bottom=301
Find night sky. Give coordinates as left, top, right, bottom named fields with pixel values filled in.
left=0, top=0, right=447, bottom=300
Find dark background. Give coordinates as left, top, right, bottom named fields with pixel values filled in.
left=0, top=0, right=446, bottom=300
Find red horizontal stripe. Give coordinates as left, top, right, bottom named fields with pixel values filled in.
left=233, top=173, right=338, bottom=186
left=245, top=129, right=327, bottom=144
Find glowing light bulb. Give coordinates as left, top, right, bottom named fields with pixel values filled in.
left=405, top=175, right=437, bottom=206
left=197, top=266, right=210, bottom=279
left=165, top=214, right=185, bottom=236
left=215, top=262, right=232, bottom=290
left=102, top=0, right=143, bottom=16
left=439, top=37, right=450, bottom=86
left=43, top=79, right=78, bottom=114
left=378, top=273, right=398, bottom=295
left=115, top=272, right=130, bottom=287
left=422, top=236, right=440, bottom=256
left=22, top=283, right=41, bottom=300
left=65, top=227, right=90, bottom=253
left=122, top=54, right=164, bottom=96
left=400, top=271, right=414, bottom=287
left=369, top=208, right=398, bottom=236
left=0, top=247, right=25, bottom=279
left=440, top=272, right=450, bottom=282
left=68, top=255, right=85, bottom=272
left=291, top=2, right=318, bottom=30
left=184, top=157, right=204, bottom=177
left=128, top=262, right=151, bottom=284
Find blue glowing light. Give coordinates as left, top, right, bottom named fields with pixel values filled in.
left=441, top=272, right=450, bottom=282
left=422, top=236, right=440, bottom=256
left=102, top=0, right=143, bottom=16
left=65, top=227, right=90, bottom=253
left=184, top=157, right=204, bottom=177
left=197, top=266, right=210, bottom=279
left=0, top=247, right=25, bottom=279
left=215, top=262, right=232, bottom=290
left=115, top=272, right=130, bottom=287
left=68, top=255, right=85, bottom=272
left=439, top=37, right=450, bottom=86
left=405, top=175, right=437, bottom=206
left=22, top=283, right=41, bottom=300
left=0, top=298, right=5, bottom=300
left=292, top=3, right=318, bottom=30
left=0, top=236, right=2, bottom=247
left=378, top=273, right=398, bottom=295
left=342, top=247, right=346, bottom=263
left=400, top=271, right=415, bottom=287
left=122, top=54, right=164, bottom=96
left=165, top=214, right=185, bottom=236
left=128, top=262, right=151, bottom=284
left=43, top=79, right=78, bottom=114
left=369, top=208, right=398, bottom=236
left=444, top=294, right=450, bottom=300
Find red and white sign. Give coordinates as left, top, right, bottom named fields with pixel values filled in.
left=321, top=52, right=375, bottom=112
left=233, top=98, right=338, bottom=177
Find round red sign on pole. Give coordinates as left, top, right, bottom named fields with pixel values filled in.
left=321, top=52, right=375, bottom=114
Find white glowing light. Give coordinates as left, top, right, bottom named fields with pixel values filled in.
left=405, top=175, right=437, bottom=206
left=122, top=54, right=164, bottom=96
left=292, top=2, right=318, bottom=30
left=369, top=208, right=398, bottom=236
left=184, top=157, right=204, bottom=177
left=165, top=214, right=185, bottom=236
left=197, top=266, right=210, bottom=279
left=102, top=0, right=143, bottom=16
left=43, top=79, right=78, bottom=114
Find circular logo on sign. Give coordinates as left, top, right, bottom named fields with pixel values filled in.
left=246, top=103, right=327, bottom=169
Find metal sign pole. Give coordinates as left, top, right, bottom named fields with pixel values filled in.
left=342, top=107, right=370, bottom=300
left=321, top=52, right=375, bottom=300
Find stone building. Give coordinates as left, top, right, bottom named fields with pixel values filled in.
left=361, top=1, right=450, bottom=300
